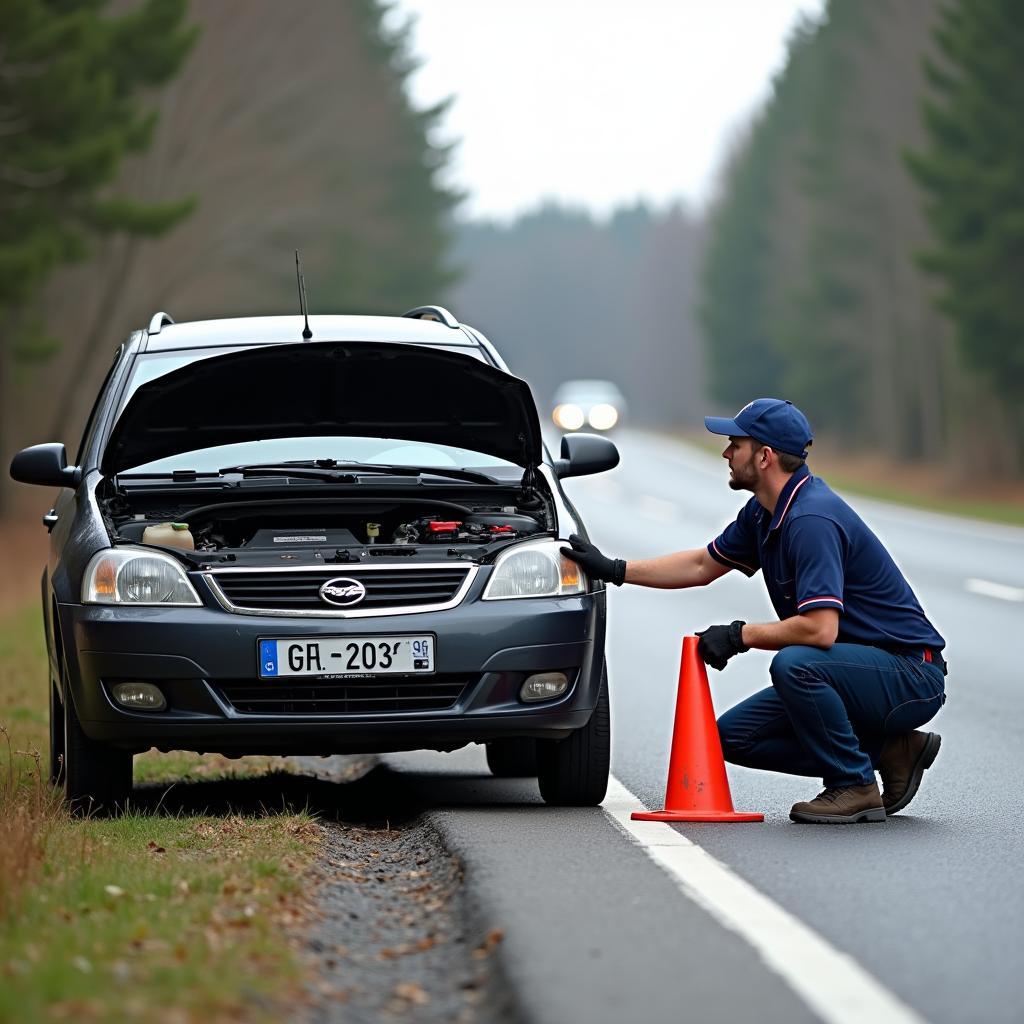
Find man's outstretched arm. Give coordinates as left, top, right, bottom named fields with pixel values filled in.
left=625, top=546, right=732, bottom=588
left=562, top=535, right=731, bottom=589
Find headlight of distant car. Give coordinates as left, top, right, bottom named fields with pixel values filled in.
left=553, top=403, right=585, bottom=431
left=482, top=540, right=586, bottom=600
left=82, top=547, right=202, bottom=606
left=587, top=404, right=619, bottom=430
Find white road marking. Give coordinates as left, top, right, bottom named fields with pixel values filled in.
left=637, top=494, right=679, bottom=524
left=602, top=776, right=924, bottom=1024
left=965, top=577, right=1024, bottom=602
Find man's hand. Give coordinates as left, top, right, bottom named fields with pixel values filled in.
left=696, top=620, right=749, bottom=671
left=560, top=534, right=627, bottom=586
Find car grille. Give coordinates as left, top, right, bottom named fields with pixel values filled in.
left=207, top=565, right=472, bottom=614
left=216, top=675, right=472, bottom=715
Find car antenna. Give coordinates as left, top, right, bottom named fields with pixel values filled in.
left=294, top=249, right=313, bottom=339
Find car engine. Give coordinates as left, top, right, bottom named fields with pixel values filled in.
left=101, top=492, right=550, bottom=567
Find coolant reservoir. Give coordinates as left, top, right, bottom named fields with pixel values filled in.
left=142, top=522, right=194, bottom=550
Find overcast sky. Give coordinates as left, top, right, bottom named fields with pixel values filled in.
left=387, top=0, right=825, bottom=222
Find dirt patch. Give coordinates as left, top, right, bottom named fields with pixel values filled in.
left=302, top=820, right=519, bottom=1024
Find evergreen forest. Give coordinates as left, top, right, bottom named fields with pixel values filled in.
left=699, top=0, right=1023, bottom=476
left=2, top=0, right=1022, bottom=519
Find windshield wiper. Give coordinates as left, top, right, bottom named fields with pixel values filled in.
left=335, top=462, right=499, bottom=485
left=216, top=460, right=498, bottom=485
left=118, top=469, right=221, bottom=480
left=215, top=463, right=358, bottom=483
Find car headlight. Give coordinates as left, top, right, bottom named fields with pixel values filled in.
left=82, top=547, right=202, bottom=606
left=587, top=403, right=619, bottom=430
left=482, top=540, right=586, bottom=600
left=553, top=403, right=585, bottom=431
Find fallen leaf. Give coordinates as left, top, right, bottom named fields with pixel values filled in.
left=394, top=981, right=429, bottom=1005
left=472, top=928, right=505, bottom=959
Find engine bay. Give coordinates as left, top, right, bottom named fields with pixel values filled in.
left=100, top=488, right=552, bottom=567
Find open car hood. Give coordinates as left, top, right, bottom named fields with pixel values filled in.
left=101, top=341, right=544, bottom=476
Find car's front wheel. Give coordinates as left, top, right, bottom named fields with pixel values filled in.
left=60, top=683, right=133, bottom=816
left=537, top=664, right=610, bottom=806
left=485, top=738, right=539, bottom=777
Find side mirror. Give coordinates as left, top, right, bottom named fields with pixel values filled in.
left=553, top=432, right=620, bottom=479
left=10, top=443, right=81, bottom=489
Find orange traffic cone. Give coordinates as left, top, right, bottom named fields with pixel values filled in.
left=632, top=635, right=763, bottom=822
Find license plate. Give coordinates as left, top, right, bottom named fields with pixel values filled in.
left=258, top=635, right=434, bottom=679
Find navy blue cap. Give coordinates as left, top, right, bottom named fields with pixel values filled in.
left=704, top=398, right=813, bottom=458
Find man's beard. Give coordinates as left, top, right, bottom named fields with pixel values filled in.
left=728, top=458, right=757, bottom=491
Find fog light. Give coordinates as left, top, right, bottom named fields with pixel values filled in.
left=111, top=682, right=167, bottom=711
left=520, top=672, right=569, bottom=703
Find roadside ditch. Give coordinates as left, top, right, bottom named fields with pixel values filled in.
left=289, top=757, right=523, bottom=1024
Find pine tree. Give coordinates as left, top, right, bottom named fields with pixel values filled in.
left=0, top=0, right=198, bottom=326
left=0, top=0, right=197, bottom=510
left=698, top=17, right=820, bottom=411
left=907, top=0, right=1024, bottom=462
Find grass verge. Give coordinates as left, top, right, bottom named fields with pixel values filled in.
left=0, top=602, right=323, bottom=1023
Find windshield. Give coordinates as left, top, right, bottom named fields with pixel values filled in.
left=123, top=436, right=517, bottom=474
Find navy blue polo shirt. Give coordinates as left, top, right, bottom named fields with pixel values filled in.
left=707, top=465, right=945, bottom=652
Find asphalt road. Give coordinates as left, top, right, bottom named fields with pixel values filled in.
left=379, top=430, right=1023, bottom=1024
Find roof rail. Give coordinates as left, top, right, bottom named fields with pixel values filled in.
left=402, top=305, right=460, bottom=329
left=148, top=312, right=175, bottom=335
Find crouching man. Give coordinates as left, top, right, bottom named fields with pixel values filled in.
left=562, top=398, right=946, bottom=823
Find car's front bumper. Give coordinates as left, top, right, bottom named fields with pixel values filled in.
left=60, top=591, right=605, bottom=755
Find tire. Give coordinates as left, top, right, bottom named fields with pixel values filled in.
left=537, top=664, right=610, bottom=806
left=48, top=681, right=65, bottom=787
left=62, top=685, right=133, bottom=817
left=485, top=738, right=539, bottom=777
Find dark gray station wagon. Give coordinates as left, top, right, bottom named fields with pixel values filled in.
left=11, top=306, right=619, bottom=813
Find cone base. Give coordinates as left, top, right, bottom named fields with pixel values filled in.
left=631, top=809, right=764, bottom=822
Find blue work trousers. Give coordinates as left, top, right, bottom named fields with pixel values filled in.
left=717, top=643, right=946, bottom=788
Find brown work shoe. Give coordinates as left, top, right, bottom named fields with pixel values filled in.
left=876, top=731, right=941, bottom=815
left=790, top=782, right=885, bottom=824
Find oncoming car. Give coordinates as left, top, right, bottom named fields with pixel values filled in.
left=11, top=306, right=619, bottom=814
left=551, top=379, right=627, bottom=433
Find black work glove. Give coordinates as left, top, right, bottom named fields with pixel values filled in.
left=696, top=620, right=749, bottom=671
left=560, top=534, right=627, bottom=586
